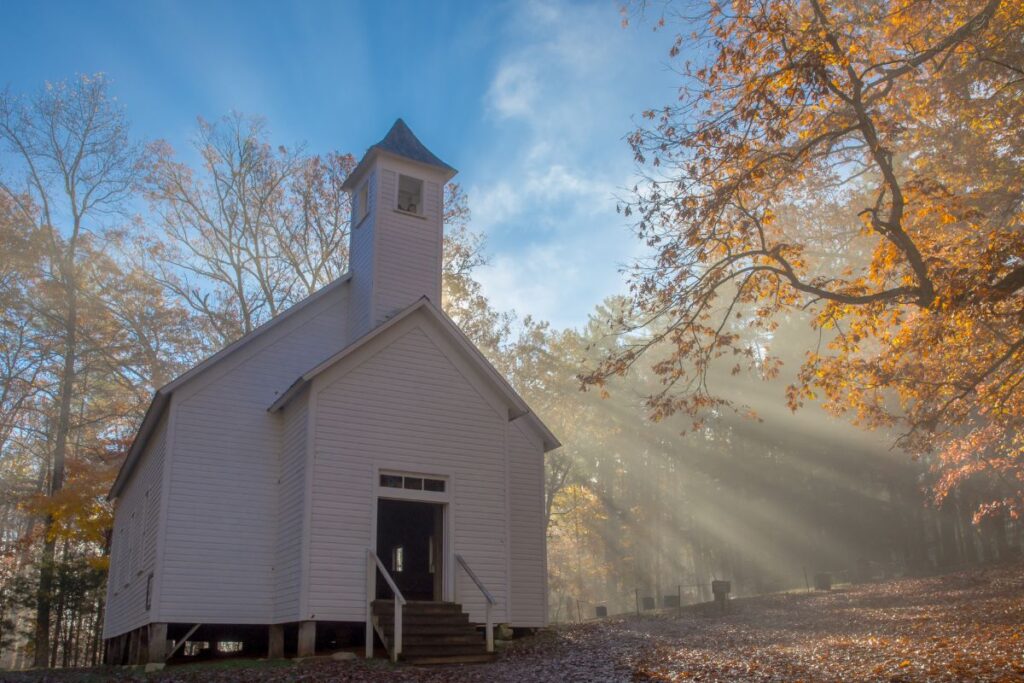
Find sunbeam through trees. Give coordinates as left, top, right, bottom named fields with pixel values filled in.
left=1, top=0, right=1023, bottom=677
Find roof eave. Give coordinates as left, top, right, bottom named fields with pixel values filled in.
left=270, top=297, right=560, bottom=451
left=110, top=273, right=353, bottom=499
left=519, top=412, right=562, bottom=453
left=341, top=148, right=458, bottom=192
left=108, top=391, right=170, bottom=500
left=268, top=297, right=433, bottom=413
left=267, top=376, right=309, bottom=414
left=161, top=273, right=352, bottom=395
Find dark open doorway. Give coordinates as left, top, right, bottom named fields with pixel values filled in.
left=375, top=499, right=444, bottom=601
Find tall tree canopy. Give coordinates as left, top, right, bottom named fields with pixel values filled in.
left=142, top=113, right=356, bottom=348
left=0, top=75, right=192, bottom=666
left=0, top=93, right=536, bottom=666
left=587, top=1, right=1024, bottom=519
left=143, top=113, right=508, bottom=358
left=2, top=55, right=1021, bottom=667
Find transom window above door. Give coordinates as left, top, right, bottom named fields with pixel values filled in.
left=380, top=473, right=445, bottom=493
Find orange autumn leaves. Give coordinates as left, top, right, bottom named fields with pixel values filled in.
left=23, top=454, right=120, bottom=554
left=590, top=1, right=1024, bottom=520
left=629, top=567, right=1024, bottom=682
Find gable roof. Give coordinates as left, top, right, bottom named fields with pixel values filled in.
left=342, top=119, right=457, bottom=191
left=108, top=274, right=352, bottom=500
left=268, top=297, right=561, bottom=452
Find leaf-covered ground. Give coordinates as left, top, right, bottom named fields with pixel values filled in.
left=7, top=565, right=1024, bottom=682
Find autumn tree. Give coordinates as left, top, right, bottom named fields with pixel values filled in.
left=0, top=75, right=147, bottom=665
left=141, top=113, right=355, bottom=348
left=0, top=191, right=42, bottom=662
left=589, top=0, right=1024, bottom=521
left=0, top=192, right=43, bottom=473
left=440, top=192, right=516, bottom=365
left=143, top=114, right=507, bottom=360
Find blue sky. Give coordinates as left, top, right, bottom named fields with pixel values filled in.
left=0, top=0, right=680, bottom=330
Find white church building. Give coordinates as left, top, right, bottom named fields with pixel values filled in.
left=103, top=120, right=558, bottom=666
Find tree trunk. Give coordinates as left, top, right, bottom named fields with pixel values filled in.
left=90, top=597, right=103, bottom=666
left=49, top=567, right=61, bottom=668
left=33, top=281, right=76, bottom=669
left=49, top=544, right=67, bottom=669
left=33, top=537, right=56, bottom=669
left=938, top=503, right=960, bottom=567
left=956, top=492, right=980, bottom=564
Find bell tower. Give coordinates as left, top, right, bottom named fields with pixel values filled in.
left=342, top=119, right=457, bottom=341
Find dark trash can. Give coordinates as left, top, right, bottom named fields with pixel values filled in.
left=711, top=580, right=731, bottom=612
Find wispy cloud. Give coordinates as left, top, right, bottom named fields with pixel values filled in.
left=469, top=0, right=674, bottom=330
left=489, top=62, right=540, bottom=119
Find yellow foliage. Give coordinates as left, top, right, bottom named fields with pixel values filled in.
left=23, top=456, right=117, bottom=546
left=594, top=0, right=1024, bottom=520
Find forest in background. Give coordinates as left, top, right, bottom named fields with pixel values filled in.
left=2, top=0, right=1023, bottom=668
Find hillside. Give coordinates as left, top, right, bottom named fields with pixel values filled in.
left=6, top=565, right=1024, bottom=682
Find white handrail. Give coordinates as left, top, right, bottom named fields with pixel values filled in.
left=455, top=553, right=496, bottom=653
left=366, top=548, right=407, bottom=662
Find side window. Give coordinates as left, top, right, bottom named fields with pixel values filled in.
left=111, top=527, right=120, bottom=588
left=397, top=174, right=423, bottom=215
left=137, top=488, right=150, bottom=573
left=358, top=182, right=369, bottom=223
left=126, top=513, right=136, bottom=582
left=132, top=511, right=139, bottom=574
left=119, top=525, right=127, bottom=585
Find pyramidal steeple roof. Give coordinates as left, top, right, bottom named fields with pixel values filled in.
left=343, top=119, right=456, bottom=190
left=371, top=119, right=454, bottom=171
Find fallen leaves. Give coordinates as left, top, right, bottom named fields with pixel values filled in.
left=628, top=566, right=1024, bottom=682
left=6, top=566, right=1024, bottom=682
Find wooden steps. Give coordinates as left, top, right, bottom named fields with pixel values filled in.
left=371, top=600, right=495, bottom=665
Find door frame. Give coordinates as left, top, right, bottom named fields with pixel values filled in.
left=371, top=468, right=453, bottom=601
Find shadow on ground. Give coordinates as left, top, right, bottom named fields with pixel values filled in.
left=5, top=565, right=1024, bottom=682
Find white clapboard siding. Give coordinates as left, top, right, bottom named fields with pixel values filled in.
left=104, top=412, right=166, bottom=638
left=158, top=288, right=348, bottom=624
left=373, top=168, right=442, bottom=324
left=308, top=318, right=509, bottom=624
left=105, top=124, right=554, bottom=640
left=508, top=420, right=548, bottom=626
left=273, top=399, right=308, bottom=622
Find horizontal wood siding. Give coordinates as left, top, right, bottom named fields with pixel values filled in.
left=508, top=421, right=548, bottom=626
left=158, top=289, right=347, bottom=624
left=373, top=169, right=442, bottom=324
left=104, top=412, right=166, bottom=638
left=274, top=400, right=307, bottom=622
left=309, top=321, right=509, bottom=624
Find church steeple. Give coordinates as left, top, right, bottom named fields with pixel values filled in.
left=343, top=120, right=457, bottom=341
left=350, top=118, right=455, bottom=176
